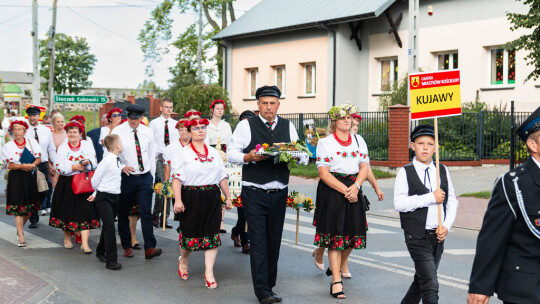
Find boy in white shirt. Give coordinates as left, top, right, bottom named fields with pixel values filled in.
left=88, top=134, right=124, bottom=270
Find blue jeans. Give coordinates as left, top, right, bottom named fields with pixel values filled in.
left=401, top=230, right=444, bottom=304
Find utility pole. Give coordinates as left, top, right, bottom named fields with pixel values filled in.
left=47, top=0, right=58, bottom=111
left=197, top=0, right=202, bottom=81
left=32, top=0, right=40, bottom=106
left=407, top=0, right=419, bottom=106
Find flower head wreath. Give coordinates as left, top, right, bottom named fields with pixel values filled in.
left=10, top=120, right=29, bottom=130
left=107, top=108, right=122, bottom=119
left=328, top=103, right=358, bottom=121
left=70, top=115, right=86, bottom=124
left=64, top=121, right=84, bottom=133
left=184, top=111, right=202, bottom=118
left=209, top=99, right=225, bottom=109
left=183, top=118, right=209, bottom=128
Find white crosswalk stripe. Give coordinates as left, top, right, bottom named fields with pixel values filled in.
left=0, top=221, right=60, bottom=248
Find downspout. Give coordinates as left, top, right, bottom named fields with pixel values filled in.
left=318, top=23, right=336, bottom=106
left=217, top=41, right=228, bottom=90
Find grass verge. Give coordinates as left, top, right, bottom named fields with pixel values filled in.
left=460, top=191, right=491, bottom=199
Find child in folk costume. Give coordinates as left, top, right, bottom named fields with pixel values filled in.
left=393, top=124, right=458, bottom=304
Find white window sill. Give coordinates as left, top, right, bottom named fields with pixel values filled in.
left=479, top=86, right=515, bottom=91
left=372, top=92, right=391, bottom=96
left=242, top=97, right=257, bottom=101
left=298, top=95, right=316, bottom=99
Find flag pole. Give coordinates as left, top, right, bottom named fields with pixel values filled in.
left=434, top=117, right=442, bottom=230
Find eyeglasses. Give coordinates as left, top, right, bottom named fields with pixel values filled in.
left=192, top=126, right=206, bottom=131
left=111, top=114, right=121, bottom=118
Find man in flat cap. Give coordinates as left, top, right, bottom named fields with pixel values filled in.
left=111, top=104, right=162, bottom=259
left=227, top=85, right=299, bottom=304
left=25, top=106, right=56, bottom=228
left=468, top=107, right=540, bottom=304
left=394, top=124, right=459, bottom=304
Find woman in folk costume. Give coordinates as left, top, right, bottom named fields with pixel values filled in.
left=2, top=121, right=42, bottom=247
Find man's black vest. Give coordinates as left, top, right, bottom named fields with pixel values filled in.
left=399, top=162, right=449, bottom=238
left=242, top=116, right=291, bottom=185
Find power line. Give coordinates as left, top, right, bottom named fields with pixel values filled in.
left=65, top=7, right=139, bottom=44
left=0, top=9, right=32, bottom=25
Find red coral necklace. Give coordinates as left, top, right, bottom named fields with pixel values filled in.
left=190, top=142, right=208, bottom=161
left=15, top=138, right=26, bottom=149
left=333, top=133, right=352, bottom=146
left=68, top=141, right=81, bottom=152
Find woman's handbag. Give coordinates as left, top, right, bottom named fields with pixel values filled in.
left=362, top=194, right=370, bottom=211
left=71, top=163, right=95, bottom=194
left=27, top=140, right=48, bottom=193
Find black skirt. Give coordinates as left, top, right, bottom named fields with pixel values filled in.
left=6, top=169, right=39, bottom=216
left=177, top=184, right=222, bottom=251
left=313, top=173, right=367, bottom=250
left=49, top=175, right=101, bottom=231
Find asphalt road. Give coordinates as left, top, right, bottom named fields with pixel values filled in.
left=0, top=200, right=503, bottom=304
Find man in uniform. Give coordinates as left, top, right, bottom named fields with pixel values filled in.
left=148, top=98, right=178, bottom=229
left=111, top=104, right=162, bottom=259
left=227, top=86, right=299, bottom=304
left=25, top=106, right=56, bottom=227
left=468, top=106, right=540, bottom=304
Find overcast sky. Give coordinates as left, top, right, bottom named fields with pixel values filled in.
left=0, top=0, right=261, bottom=89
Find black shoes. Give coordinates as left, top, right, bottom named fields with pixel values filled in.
left=132, top=243, right=142, bottom=250
left=106, top=262, right=122, bottom=270
left=272, top=293, right=282, bottom=302
left=96, top=253, right=106, bottom=263
left=259, top=295, right=276, bottom=304
left=28, top=223, right=37, bottom=228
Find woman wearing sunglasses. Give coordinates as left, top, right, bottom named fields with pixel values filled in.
left=99, top=108, right=122, bottom=148
left=171, top=118, right=232, bottom=289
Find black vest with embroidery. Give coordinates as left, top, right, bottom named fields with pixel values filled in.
left=399, top=162, right=449, bottom=238
left=242, top=116, right=291, bottom=185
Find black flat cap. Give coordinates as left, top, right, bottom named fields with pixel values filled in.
left=239, top=110, right=255, bottom=121
left=126, top=104, right=145, bottom=119
left=411, top=124, right=435, bottom=142
left=26, top=106, right=41, bottom=115
left=516, top=106, right=540, bottom=142
left=255, top=85, right=281, bottom=99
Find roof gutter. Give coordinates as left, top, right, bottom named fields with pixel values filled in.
left=318, top=23, right=336, bottom=107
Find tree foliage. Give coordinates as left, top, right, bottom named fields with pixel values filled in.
left=506, top=0, right=540, bottom=82
left=39, top=33, right=97, bottom=95
left=138, top=0, right=236, bottom=84
left=377, top=74, right=408, bottom=110
left=166, top=84, right=231, bottom=116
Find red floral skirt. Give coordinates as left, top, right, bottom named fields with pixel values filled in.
left=313, top=173, right=366, bottom=250
left=49, top=175, right=100, bottom=231
left=177, top=184, right=222, bottom=251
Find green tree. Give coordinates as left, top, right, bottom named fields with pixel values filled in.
left=167, top=84, right=230, bottom=116
left=39, top=33, right=97, bottom=94
left=138, top=0, right=237, bottom=84
left=377, top=74, right=408, bottom=110
left=507, top=0, right=540, bottom=82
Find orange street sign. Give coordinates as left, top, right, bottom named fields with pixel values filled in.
left=409, top=70, right=461, bottom=120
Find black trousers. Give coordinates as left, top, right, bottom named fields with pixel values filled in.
left=95, top=192, right=119, bottom=264
left=242, top=186, right=287, bottom=301
left=118, top=172, right=156, bottom=251
left=231, top=207, right=249, bottom=245
left=30, top=162, right=52, bottom=224
left=401, top=230, right=445, bottom=304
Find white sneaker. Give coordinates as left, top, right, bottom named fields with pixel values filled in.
left=40, top=210, right=47, bottom=216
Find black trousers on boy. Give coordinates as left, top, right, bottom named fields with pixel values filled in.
left=95, top=191, right=119, bottom=264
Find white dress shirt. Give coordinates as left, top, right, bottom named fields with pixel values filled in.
left=55, top=140, right=97, bottom=176
left=163, top=140, right=185, bottom=167
left=148, top=115, right=179, bottom=156
left=91, top=153, right=125, bottom=194
left=111, top=122, right=156, bottom=177
left=98, top=126, right=113, bottom=146
left=207, top=119, right=232, bottom=146
left=532, top=156, right=540, bottom=169
left=171, top=145, right=228, bottom=186
left=2, top=139, right=42, bottom=164
left=316, top=134, right=369, bottom=174
left=394, top=157, right=459, bottom=230
left=25, top=124, right=56, bottom=163
left=227, top=115, right=299, bottom=190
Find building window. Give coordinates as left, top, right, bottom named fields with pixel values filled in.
left=304, top=63, right=316, bottom=96
left=490, top=48, right=515, bottom=85
left=380, top=58, right=398, bottom=91
left=438, top=52, right=458, bottom=70
left=274, top=65, right=285, bottom=96
left=248, top=68, right=258, bottom=98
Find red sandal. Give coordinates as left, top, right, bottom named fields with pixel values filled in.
left=178, top=256, right=188, bottom=280
left=203, top=273, right=218, bottom=289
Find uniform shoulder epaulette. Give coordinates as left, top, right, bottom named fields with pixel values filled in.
left=508, top=163, right=527, bottom=177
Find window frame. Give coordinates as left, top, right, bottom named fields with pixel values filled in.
left=437, top=52, right=459, bottom=71
left=488, top=47, right=516, bottom=86
left=303, top=63, right=316, bottom=96
left=274, top=65, right=286, bottom=97
left=379, top=57, right=398, bottom=92
left=248, top=68, right=258, bottom=98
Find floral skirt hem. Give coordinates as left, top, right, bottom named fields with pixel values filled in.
left=6, top=203, right=39, bottom=216
left=313, top=232, right=366, bottom=250
left=49, top=217, right=101, bottom=231
left=179, top=230, right=221, bottom=251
